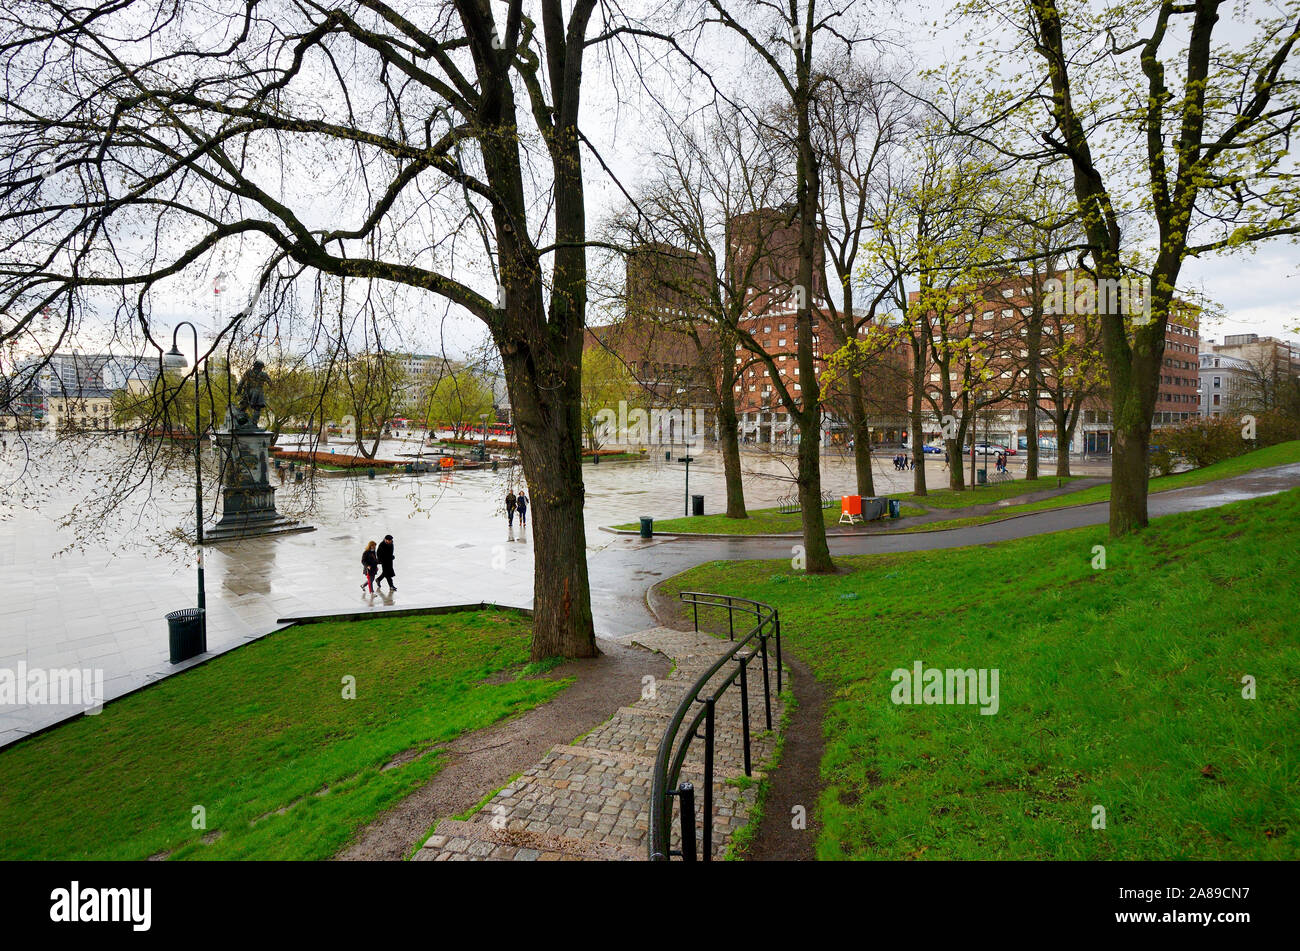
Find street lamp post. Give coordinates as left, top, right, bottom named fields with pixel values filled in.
left=163, top=324, right=206, bottom=649
left=678, top=454, right=695, bottom=516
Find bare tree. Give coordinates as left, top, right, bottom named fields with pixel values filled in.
left=813, top=55, right=914, bottom=497
left=0, top=0, right=625, bottom=658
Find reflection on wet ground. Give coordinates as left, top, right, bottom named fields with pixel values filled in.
left=0, top=438, right=1133, bottom=744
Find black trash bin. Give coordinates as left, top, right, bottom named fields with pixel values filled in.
left=166, top=608, right=205, bottom=664
left=368, top=467, right=376, bottom=479
left=665, top=450, right=671, bottom=461
left=593, top=452, right=600, bottom=464
left=691, top=494, right=704, bottom=516
left=639, top=516, right=654, bottom=539
left=977, top=468, right=987, bottom=485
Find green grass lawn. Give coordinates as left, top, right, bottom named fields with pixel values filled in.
left=658, top=488, right=1300, bottom=859
left=0, top=611, right=569, bottom=860
left=898, top=475, right=1080, bottom=509
left=613, top=476, right=1072, bottom=535
left=910, top=440, right=1300, bottom=533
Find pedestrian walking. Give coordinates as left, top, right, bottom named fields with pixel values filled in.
left=361, top=540, right=379, bottom=592
left=376, top=534, right=396, bottom=591
left=506, top=489, right=517, bottom=527
left=516, top=490, right=528, bottom=529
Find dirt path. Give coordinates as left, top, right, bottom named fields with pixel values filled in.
left=335, top=640, right=669, bottom=860
left=742, top=653, right=826, bottom=861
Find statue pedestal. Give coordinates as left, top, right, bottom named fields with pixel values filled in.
left=204, top=428, right=314, bottom=543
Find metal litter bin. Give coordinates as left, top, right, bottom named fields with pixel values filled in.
left=639, top=516, right=654, bottom=539
left=888, top=498, right=901, bottom=519
left=977, top=468, right=987, bottom=485
left=166, top=608, right=205, bottom=664
left=593, top=452, right=600, bottom=464
left=691, top=494, right=704, bottom=516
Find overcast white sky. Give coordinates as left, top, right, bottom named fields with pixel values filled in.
left=22, top=0, right=1299, bottom=362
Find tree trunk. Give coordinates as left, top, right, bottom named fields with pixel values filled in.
left=909, top=369, right=927, bottom=496
left=717, top=379, right=747, bottom=518
left=1025, top=382, right=1039, bottom=481
left=502, top=339, right=598, bottom=661
left=1110, top=419, right=1151, bottom=534
left=945, top=435, right=965, bottom=490
left=793, top=75, right=833, bottom=572
left=1055, top=415, right=1073, bottom=477
left=848, top=373, right=875, bottom=497
left=796, top=411, right=834, bottom=572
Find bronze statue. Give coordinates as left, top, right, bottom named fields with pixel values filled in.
left=231, top=361, right=271, bottom=430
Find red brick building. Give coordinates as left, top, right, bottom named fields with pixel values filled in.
left=905, top=272, right=1201, bottom=454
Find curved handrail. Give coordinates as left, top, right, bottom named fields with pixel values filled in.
left=648, top=592, right=781, bottom=861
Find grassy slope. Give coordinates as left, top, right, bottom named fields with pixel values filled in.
left=626, top=441, right=1300, bottom=537
left=907, top=440, right=1300, bottom=534
left=0, top=612, right=568, bottom=860
left=659, top=489, right=1300, bottom=859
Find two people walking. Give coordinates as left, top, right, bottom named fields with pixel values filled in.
left=505, top=489, right=529, bottom=529
left=361, top=535, right=396, bottom=593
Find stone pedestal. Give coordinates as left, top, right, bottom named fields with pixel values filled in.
left=204, top=428, right=314, bottom=543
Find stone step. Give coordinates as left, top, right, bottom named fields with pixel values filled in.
left=413, top=623, right=789, bottom=862
left=576, top=713, right=779, bottom=778
left=428, top=743, right=764, bottom=861
left=416, top=817, right=641, bottom=861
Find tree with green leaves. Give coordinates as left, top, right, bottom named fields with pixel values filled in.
left=948, top=0, right=1300, bottom=534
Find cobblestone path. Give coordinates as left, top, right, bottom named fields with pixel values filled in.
left=414, top=626, right=786, bottom=861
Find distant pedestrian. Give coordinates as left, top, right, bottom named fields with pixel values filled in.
left=516, top=491, right=528, bottom=528
left=376, top=535, right=396, bottom=591
left=506, top=490, right=517, bottom=527
left=361, top=540, right=379, bottom=592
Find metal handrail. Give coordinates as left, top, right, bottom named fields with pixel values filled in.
left=648, top=592, right=781, bottom=861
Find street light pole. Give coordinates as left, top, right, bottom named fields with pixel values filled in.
left=164, top=324, right=206, bottom=649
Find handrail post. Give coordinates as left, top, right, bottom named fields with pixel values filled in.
left=760, top=633, right=772, bottom=731
left=728, top=604, right=734, bottom=641
left=775, top=612, right=783, bottom=694
left=703, top=699, right=715, bottom=862
left=739, top=657, right=752, bottom=777
left=677, top=782, right=697, bottom=862
left=693, top=599, right=699, bottom=632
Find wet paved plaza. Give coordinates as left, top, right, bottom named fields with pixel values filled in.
left=0, top=437, right=946, bottom=744
left=2, top=443, right=1294, bottom=747
left=12, top=433, right=1252, bottom=750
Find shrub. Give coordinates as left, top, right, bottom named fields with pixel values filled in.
left=1255, top=408, right=1300, bottom=447
left=1157, top=417, right=1244, bottom=469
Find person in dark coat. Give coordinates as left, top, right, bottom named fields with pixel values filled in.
left=376, top=535, right=396, bottom=591
left=361, top=540, right=379, bottom=592
left=516, top=491, right=529, bottom=528
left=506, top=490, right=517, bottom=527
